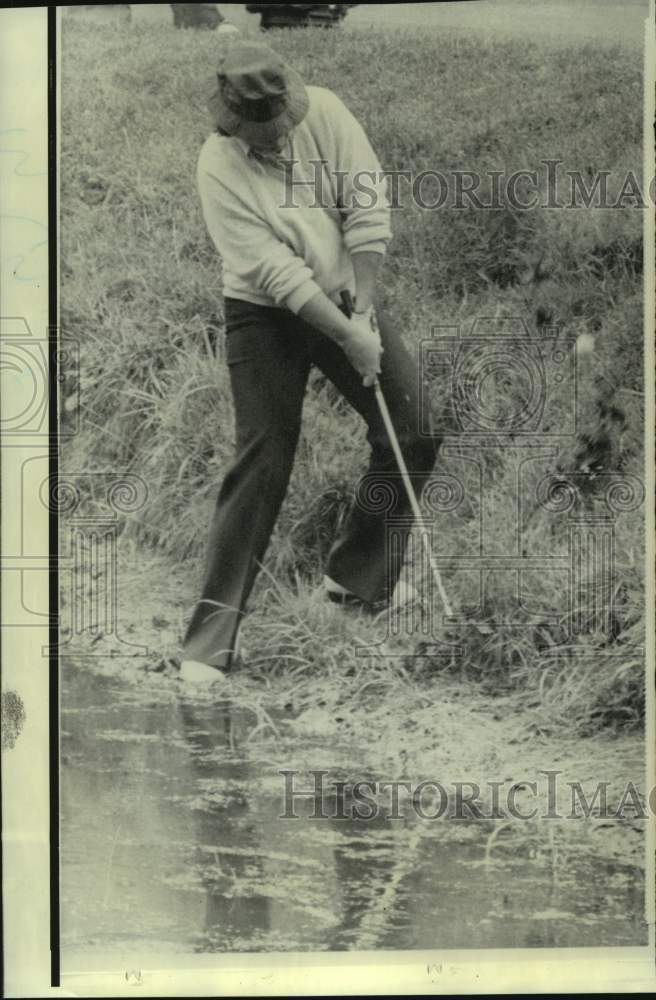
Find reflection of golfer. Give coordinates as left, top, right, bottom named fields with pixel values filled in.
left=181, top=41, right=437, bottom=683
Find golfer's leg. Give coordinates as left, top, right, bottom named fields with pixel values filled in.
left=182, top=301, right=309, bottom=669
left=309, top=305, right=439, bottom=603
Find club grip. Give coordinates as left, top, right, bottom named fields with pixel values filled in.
left=340, top=289, right=355, bottom=318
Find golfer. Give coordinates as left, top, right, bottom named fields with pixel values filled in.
left=180, top=40, right=438, bottom=683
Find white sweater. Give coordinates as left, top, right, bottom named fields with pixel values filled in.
left=197, top=85, right=391, bottom=313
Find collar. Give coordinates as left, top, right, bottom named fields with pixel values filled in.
left=233, top=136, right=252, bottom=158
left=232, top=134, right=294, bottom=166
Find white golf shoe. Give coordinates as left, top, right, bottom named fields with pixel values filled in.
left=323, top=575, right=421, bottom=610
left=179, top=660, right=227, bottom=686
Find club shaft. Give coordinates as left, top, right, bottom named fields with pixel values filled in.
left=339, top=290, right=453, bottom=619
left=373, top=381, right=454, bottom=619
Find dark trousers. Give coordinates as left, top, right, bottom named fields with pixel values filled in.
left=182, top=298, right=439, bottom=668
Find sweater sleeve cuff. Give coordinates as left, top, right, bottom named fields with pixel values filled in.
left=348, top=240, right=389, bottom=257
left=283, top=277, right=324, bottom=314
left=344, top=226, right=392, bottom=255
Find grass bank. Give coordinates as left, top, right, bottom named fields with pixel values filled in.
left=60, top=13, right=646, bottom=737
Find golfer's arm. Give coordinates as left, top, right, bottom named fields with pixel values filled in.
left=298, top=289, right=355, bottom=346
left=351, top=250, right=383, bottom=313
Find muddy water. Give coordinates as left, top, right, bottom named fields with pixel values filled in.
left=61, top=666, right=646, bottom=954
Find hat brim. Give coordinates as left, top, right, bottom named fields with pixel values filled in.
left=208, top=66, right=309, bottom=143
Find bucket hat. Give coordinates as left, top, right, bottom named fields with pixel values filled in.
left=208, top=41, right=309, bottom=145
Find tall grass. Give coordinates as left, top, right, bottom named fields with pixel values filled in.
left=60, top=13, right=645, bottom=734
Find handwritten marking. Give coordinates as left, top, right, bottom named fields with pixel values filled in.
left=0, top=128, right=47, bottom=177
left=1, top=215, right=47, bottom=284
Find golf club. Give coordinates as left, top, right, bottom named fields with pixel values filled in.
left=340, top=290, right=454, bottom=619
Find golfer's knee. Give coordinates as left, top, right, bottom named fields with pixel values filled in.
left=262, top=427, right=299, bottom=484
left=228, top=426, right=298, bottom=491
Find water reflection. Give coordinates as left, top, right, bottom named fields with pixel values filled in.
left=176, top=698, right=273, bottom=951
left=60, top=665, right=647, bottom=954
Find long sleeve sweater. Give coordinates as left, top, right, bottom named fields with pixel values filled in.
left=197, top=85, right=391, bottom=313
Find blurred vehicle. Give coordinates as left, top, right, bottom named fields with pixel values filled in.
left=245, top=4, right=358, bottom=30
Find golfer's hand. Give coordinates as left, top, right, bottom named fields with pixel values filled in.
left=344, top=307, right=382, bottom=387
